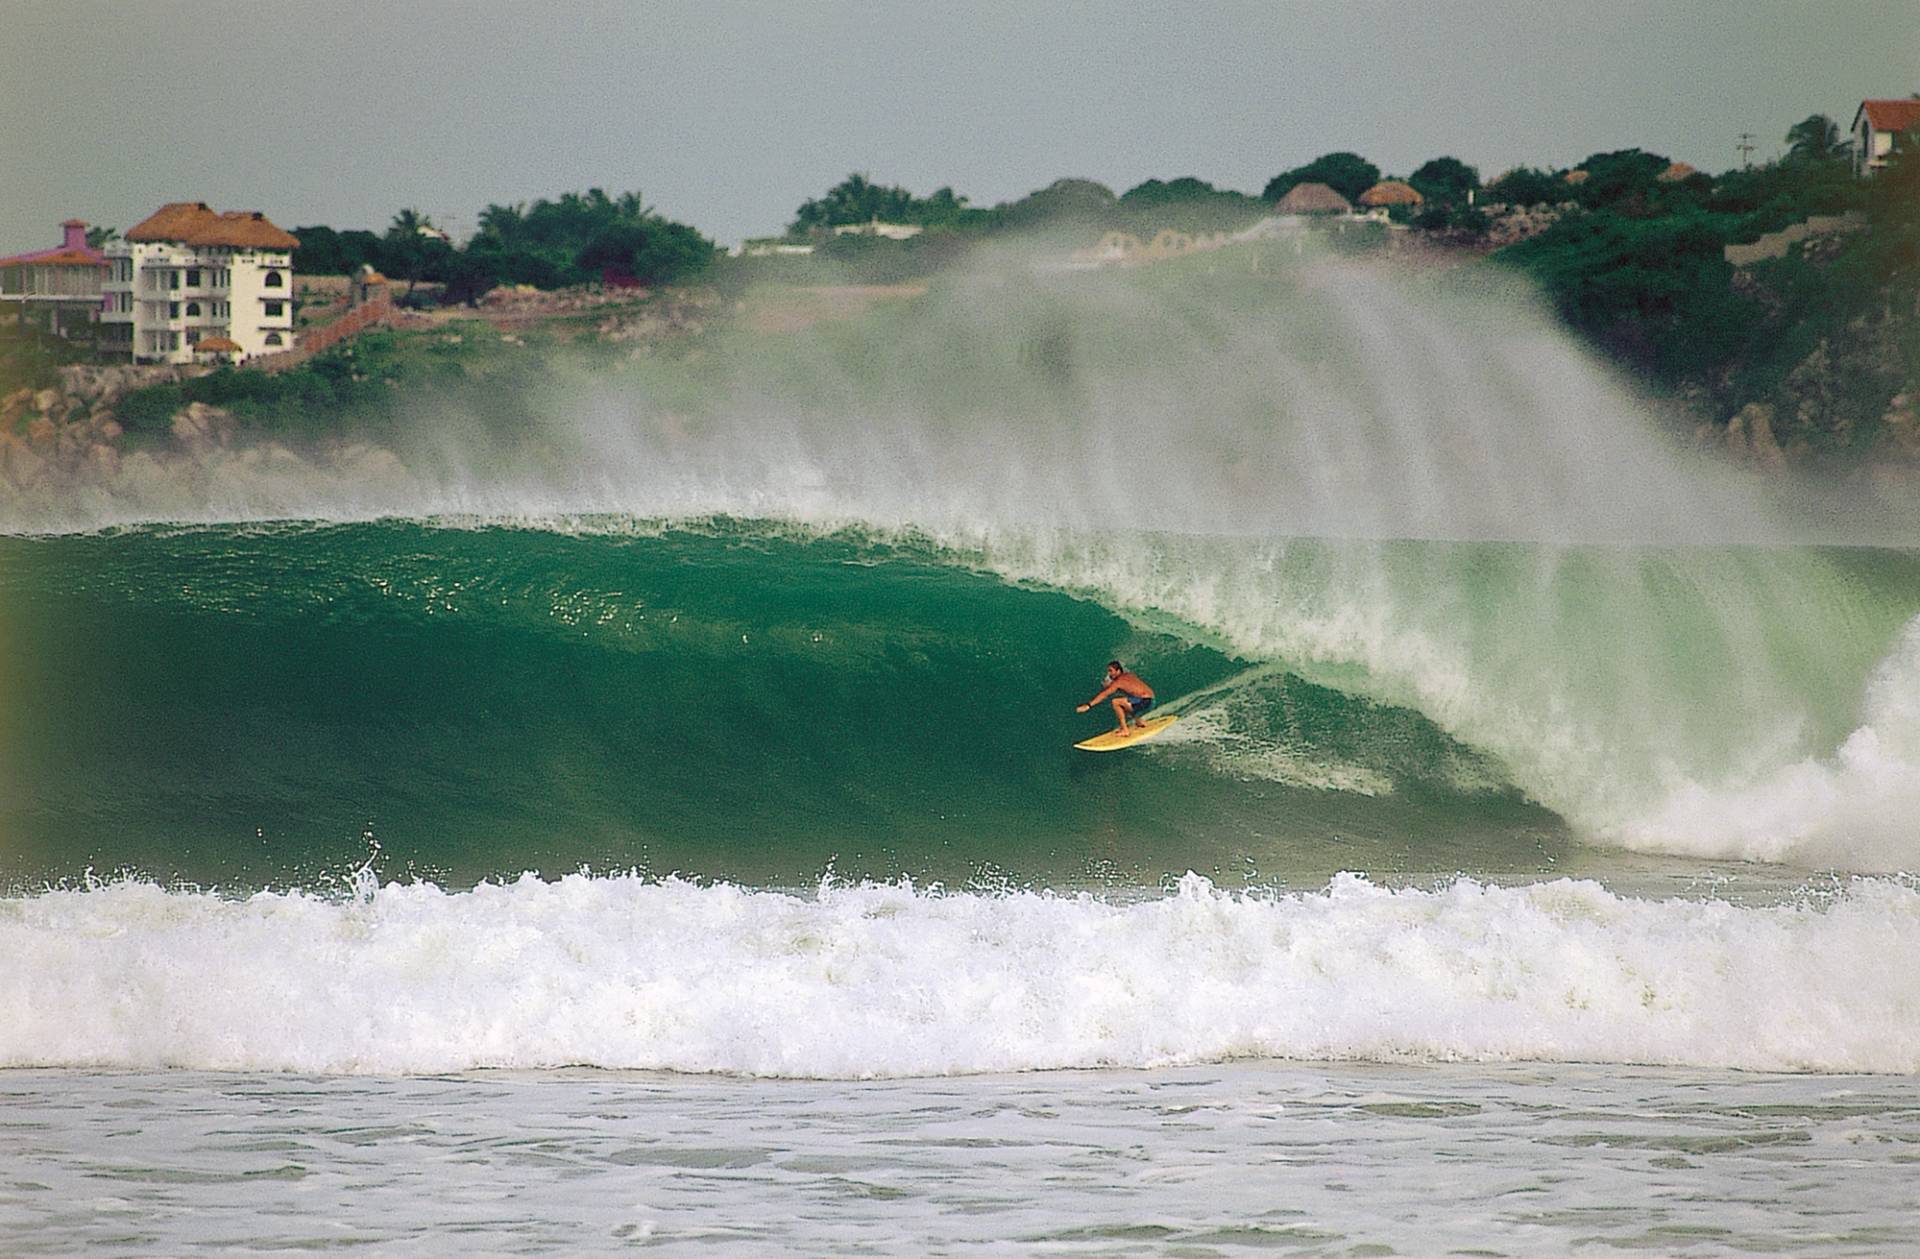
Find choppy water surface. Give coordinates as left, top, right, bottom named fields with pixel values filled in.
left=5, top=1064, right=1917, bottom=1256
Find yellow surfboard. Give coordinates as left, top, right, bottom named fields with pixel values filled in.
left=1074, top=714, right=1178, bottom=752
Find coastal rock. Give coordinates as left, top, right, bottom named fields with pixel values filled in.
left=25, top=417, right=56, bottom=448
left=172, top=401, right=236, bottom=448
left=32, top=388, right=59, bottom=414
left=1, top=388, right=30, bottom=427
left=1, top=434, right=48, bottom=488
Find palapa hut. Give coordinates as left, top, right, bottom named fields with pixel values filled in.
left=1357, top=180, right=1424, bottom=209
left=192, top=334, right=242, bottom=365
left=1655, top=161, right=1698, bottom=183
left=1274, top=182, right=1352, bottom=215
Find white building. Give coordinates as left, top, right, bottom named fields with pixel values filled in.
left=1852, top=99, right=1920, bottom=178
left=101, top=202, right=299, bottom=364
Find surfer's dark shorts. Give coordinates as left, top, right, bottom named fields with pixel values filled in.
left=1125, top=695, right=1154, bottom=716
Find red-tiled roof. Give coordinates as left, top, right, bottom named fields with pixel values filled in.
left=1859, top=100, right=1920, bottom=133
left=196, top=335, right=241, bottom=352
left=126, top=202, right=300, bottom=250
left=0, top=249, right=106, bottom=269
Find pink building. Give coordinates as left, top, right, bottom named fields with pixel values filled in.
left=0, top=220, right=109, bottom=337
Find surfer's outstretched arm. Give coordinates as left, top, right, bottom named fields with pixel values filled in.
left=1076, top=682, right=1119, bottom=714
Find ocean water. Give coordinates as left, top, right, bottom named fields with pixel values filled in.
left=5, top=255, right=1920, bottom=1253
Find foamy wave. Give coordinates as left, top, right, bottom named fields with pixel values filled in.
left=1622, top=618, right=1920, bottom=869
left=7, top=873, right=1919, bottom=1076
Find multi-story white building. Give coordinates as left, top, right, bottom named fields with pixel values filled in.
left=101, top=202, right=299, bottom=364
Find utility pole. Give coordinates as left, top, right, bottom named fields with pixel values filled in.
left=1736, top=133, right=1757, bottom=168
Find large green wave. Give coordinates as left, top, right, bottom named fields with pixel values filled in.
left=0, top=521, right=1572, bottom=891
left=4, top=519, right=1918, bottom=890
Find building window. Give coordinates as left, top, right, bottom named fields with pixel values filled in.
left=169, top=271, right=179, bottom=290
left=185, top=302, right=200, bottom=317
left=187, top=269, right=201, bottom=286
left=264, top=270, right=284, bottom=288
left=186, top=329, right=200, bottom=345
left=264, top=332, right=283, bottom=346
left=264, top=301, right=284, bottom=317
left=169, top=302, right=180, bottom=319
left=169, top=332, right=180, bottom=350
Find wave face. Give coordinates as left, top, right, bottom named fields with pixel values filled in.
left=4, top=521, right=1918, bottom=887
left=0, top=521, right=1561, bottom=890
left=7, top=872, right=1920, bottom=1076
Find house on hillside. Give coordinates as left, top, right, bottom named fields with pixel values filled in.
left=1274, top=182, right=1352, bottom=215
left=0, top=220, right=108, bottom=337
left=1355, top=180, right=1423, bottom=221
left=102, top=202, right=299, bottom=364
left=1854, top=99, right=1920, bottom=177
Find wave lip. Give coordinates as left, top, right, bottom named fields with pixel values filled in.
left=7, top=872, right=1919, bottom=1077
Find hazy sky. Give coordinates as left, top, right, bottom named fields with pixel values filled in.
left=3, top=0, right=1916, bottom=249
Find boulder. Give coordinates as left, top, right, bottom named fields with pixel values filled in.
left=31, top=388, right=59, bottom=413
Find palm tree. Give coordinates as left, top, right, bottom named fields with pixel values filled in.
left=85, top=225, right=120, bottom=250
left=1785, top=115, right=1843, bottom=163
left=478, top=203, right=525, bottom=242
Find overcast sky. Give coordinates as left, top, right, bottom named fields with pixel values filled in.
left=3, top=0, right=1916, bottom=249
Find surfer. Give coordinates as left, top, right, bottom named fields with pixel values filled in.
left=1077, top=660, right=1155, bottom=735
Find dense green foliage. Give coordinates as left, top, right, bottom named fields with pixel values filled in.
left=0, top=326, right=92, bottom=399
left=291, top=191, right=716, bottom=303
left=290, top=225, right=387, bottom=275
left=1503, top=209, right=1758, bottom=380
left=1486, top=166, right=1562, bottom=207
left=112, top=325, right=542, bottom=446
left=1409, top=157, right=1479, bottom=204
left=1263, top=153, right=1381, bottom=203
left=789, top=174, right=978, bottom=232
left=1496, top=116, right=1918, bottom=455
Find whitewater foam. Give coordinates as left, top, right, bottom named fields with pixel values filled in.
left=6, top=872, right=1918, bottom=1077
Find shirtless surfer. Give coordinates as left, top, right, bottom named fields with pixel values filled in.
left=1076, top=660, right=1156, bottom=735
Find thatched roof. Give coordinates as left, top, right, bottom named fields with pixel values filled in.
left=195, top=335, right=240, bottom=353
left=1563, top=170, right=1590, bottom=185
left=1656, top=161, right=1698, bottom=183
left=127, top=202, right=299, bottom=250
left=1275, top=182, right=1352, bottom=214
left=1358, top=180, right=1424, bottom=207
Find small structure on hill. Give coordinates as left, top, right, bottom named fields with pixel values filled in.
left=349, top=264, right=391, bottom=309
left=1274, top=182, right=1352, bottom=215
left=1359, top=180, right=1424, bottom=209
left=0, top=220, right=108, bottom=337
left=192, top=334, right=242, bottom=365
left=1656, top=161, right=1699, bottom=183
left=1563, top=169, right=1591, bottom=186
left=830, top=220, right=924, bottom=240
left=1854, top=99, right=1920, bottom=178
left=1355, top=181, right=1423, bottom=222
left=1142, top=228, right=1196, bottom=259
